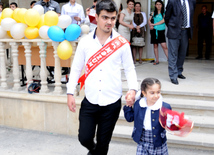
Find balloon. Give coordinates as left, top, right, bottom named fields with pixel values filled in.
left=24, top=9, right=41, bottom=27
left=12, top=8, right=21, bottom=22
left=17, top=8, right=27, bottom=23
left=37, top=14, right=45, bottom=28
left=7, top=31, right=12, bottom=38
left=24, top=27, right=39, bottom=39
left=10, top=23, right=28, bottom=39
left=65, top=24, right=81, bottom=41
left=1, top=18, right=17, bottom=31
left=81, top=24, right=90, bottom=34
left=32, top=5, right=44, bottom=16
left=47, top=26, right=65, bottom=42
left=1, top=8, right=13, bottom=19
left=0, top=26, right=7, bottom=39
left=57, top=40, right=73, bottom=60
left=57, top=15, right=72, bottom=29
left=39, top=25, right=49, bottom=39
left=44, top=11, right=58, bottom=26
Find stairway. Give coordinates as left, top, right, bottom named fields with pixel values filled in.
left=112, top=89, right=214, bottom=151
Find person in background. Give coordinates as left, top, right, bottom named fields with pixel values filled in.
left=115, top=3, right=123, bottom=30
left=10, top=2, right=18, bottom=10
left=165, top=0, right=196, bottom=85
left=123, top=78, right=171, bottom=155
left=118, top=0, right=135, bottom=42
left=196, top=5, right=213, bottom=60
left=0, top=2, right=3, bottom=15
left=85, top=0, right=97, bottom=32
left=67, top=0, right=138, bottom=154
left=34, top=0, right=60, bottom=15
left=131, top=2, right=147, bottom=64
left=30, top=1, right=37, bottom=8
left=61, top=0, right=85, bottom=25
left=149, top=0, right=168, bottom=65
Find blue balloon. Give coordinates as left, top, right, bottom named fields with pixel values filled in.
left=65, top=24, right=81, bottom=41
left=47, top=26, right=65, bottom=42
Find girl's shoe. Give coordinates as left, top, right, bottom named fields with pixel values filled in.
left=153, top=62, right=159, bottom=65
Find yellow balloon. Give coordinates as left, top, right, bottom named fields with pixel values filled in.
left=44, top=11, right=58, bottom=26
left=12, top=8, right=21, bottom=22
left=1, top=8, right=13, bottom=19
left=57, top=40, right=73, bottom=60
left=24, top=27, right=39, bottom=39
left=7, top=31, right=12, bottom=38
left=17, top=8, right=27, bottom=23
left=24, top=9, right=41, bottom=27
left=37, top=14, right=45, bottom=28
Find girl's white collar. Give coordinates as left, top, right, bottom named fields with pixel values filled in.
left=139, top=95, right=163, bottom=110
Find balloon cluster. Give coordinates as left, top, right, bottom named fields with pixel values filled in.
left=0, top=5, right=82, bottom=60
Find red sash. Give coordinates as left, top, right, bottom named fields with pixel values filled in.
left=78, top=35, right=129, bottom=89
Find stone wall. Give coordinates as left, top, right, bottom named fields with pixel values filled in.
left=0, top=91, right=83, bottom=136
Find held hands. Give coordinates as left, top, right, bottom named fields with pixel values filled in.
left=129, top=24, right=134, bottom=30
left=67, top=94, right=76, bottom=112
left=125, top=90, right=136, bottom=107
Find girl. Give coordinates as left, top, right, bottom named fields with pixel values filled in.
left=123, top=78, right=171, bottom=155
left=149, top=0, right=168, bottom=65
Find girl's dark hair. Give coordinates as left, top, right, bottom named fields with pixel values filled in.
left=154, top=0, right=164, bottom=17
left=96, top=0, right=118, bottom=16
left=127, top=0, right=135, bottom=4
left=140, top=78, right=161, bottom=97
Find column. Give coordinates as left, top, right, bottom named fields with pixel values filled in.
left=10, top=42, right=21, bottom=91
left=0, top=42, right=7, bottom=89
left=52, top=41, right=63, bottom=95
left=38, top=42, right=49, bottom=93
left=23, top=42, right=33, bottom=89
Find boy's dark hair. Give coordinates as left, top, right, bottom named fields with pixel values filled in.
left=96, top=0, right=118, bottom=16
left=0, top=2, right=3, bottom=7
left=127, top=0, right=135, bottom=4
left=30, top=1, right=37, bottom=6
left=94, top=0, right=97, bottom=2
left=154, top=0, right=164, bottom=17
left=10, top=2, right=18, bottom=7
left=140, top=78, right=161, bottom=97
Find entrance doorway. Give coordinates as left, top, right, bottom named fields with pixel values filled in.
left=188, top=1, right=214, bottom=59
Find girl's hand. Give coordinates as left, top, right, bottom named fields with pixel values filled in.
left=125, top=90, right=136, bottom=107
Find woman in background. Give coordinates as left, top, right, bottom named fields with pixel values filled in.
left=118, top=0, right=135, bottom=42
left=131, top=2, right=147, bottom=64
left=149, top=0, right=168, bottom=65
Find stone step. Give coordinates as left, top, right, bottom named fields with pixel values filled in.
left=163, top=98, right=214, bottom=117
left=113, top=125, right=214, bottom=151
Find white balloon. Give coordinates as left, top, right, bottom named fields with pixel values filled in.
left=39, top=25, right=50, bottom=39
left=32, top=5, right=44, bottom=16
left=0, top=26, right=7, bottom=39
left=10, top=23, right=28, bottom=39
left=1, top=18, right=17, bottom=31
left=57, top=15, right=72, bottom=29
left=81, top=24, right=90, bottom=34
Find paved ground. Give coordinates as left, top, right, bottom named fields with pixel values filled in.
left=0, top=126, right=213, bottom=155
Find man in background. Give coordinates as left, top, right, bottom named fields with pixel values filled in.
left=34, top=0, right=60, bottom=15
left=10, top=2, right=18, bottom=10
left=196, top=5, right=213, bottom=60
left=30, top=1, right=37, bottom=8
left=61, top=0, right=85, bottom=25
left=165, top=0, right=196, bottom=85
